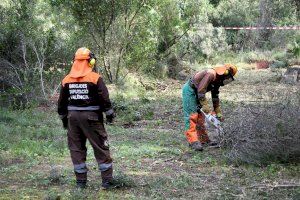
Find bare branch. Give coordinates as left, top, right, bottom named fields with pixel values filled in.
left=31, top=40, right=47, bottom=99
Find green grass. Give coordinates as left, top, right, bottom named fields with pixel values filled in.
left=1, top=67, right=300, bottom=199
left=1, top=112, right=299, bottom=199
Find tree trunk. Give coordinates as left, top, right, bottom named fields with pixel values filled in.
left=257, top=0, right=273, bottom=48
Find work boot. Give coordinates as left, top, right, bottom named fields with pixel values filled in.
left=76, top=180, right=87, bottom=189
left=101, top=179, right=121, bottom=190
left=190, top=141, right=203, bottom=151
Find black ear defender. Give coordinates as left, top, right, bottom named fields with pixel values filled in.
left=88, top=52, right=96, bottom=67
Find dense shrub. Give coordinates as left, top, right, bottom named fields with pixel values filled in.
left=0, top=1, right=73, bottom=108
left=177, top=24, right=229, bottom=63
left=287, top=35, right=300, bottom=58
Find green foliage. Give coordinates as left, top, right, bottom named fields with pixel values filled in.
left=211, top=0, right=259, bottom=47
left=179, top=24, right=229, bottom=62
left=0, top=0, right=299, bottom=107
left=269, top=0, right=299, bottom=25
left=0, top=0, right=74, bottom=108
left=212, top=0, right=259, bottom=27
left=209, top=0, right=299, bottom=50
left=50, top=0, right=159, bottom=82
left=287, top=35, right=300, bottom=57
left=270, top=60, right=288, bottom=69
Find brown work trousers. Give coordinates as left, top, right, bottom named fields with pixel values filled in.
left=67, top=110, right=113, bottom=182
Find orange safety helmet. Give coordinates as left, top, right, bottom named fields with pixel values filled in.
left=69, top=47, right=96, bottom=78
left=214, top=64, right=238, bottom=76
left=74, top=47, right=96, bottom=67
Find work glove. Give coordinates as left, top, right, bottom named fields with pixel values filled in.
left=106, top=112, right=116, bottom=124
left=216, top=113, right=224, bottom=122
left=214, top=106, right=224, bottom=122
left=199, top=98, right=210, bottom=114
left=62, top=116, right=68, bottom=129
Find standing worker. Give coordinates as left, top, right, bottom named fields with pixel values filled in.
left=58, top=47, right=116, bottom=189
left=182, top=64, right=237, bottom=151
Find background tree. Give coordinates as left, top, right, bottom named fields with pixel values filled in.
left=0, top=0, right=299, bottom=107
left=50, top=0, right=155, bottom=83
left=0, top=0, right=73, bottom=107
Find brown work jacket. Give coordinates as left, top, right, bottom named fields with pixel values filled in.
left=57, top=71, right=113, bottom=118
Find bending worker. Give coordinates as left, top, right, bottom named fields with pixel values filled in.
left=58, top=47, right=116, bottom=189
left=182, top=64, right=237, bottom=151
